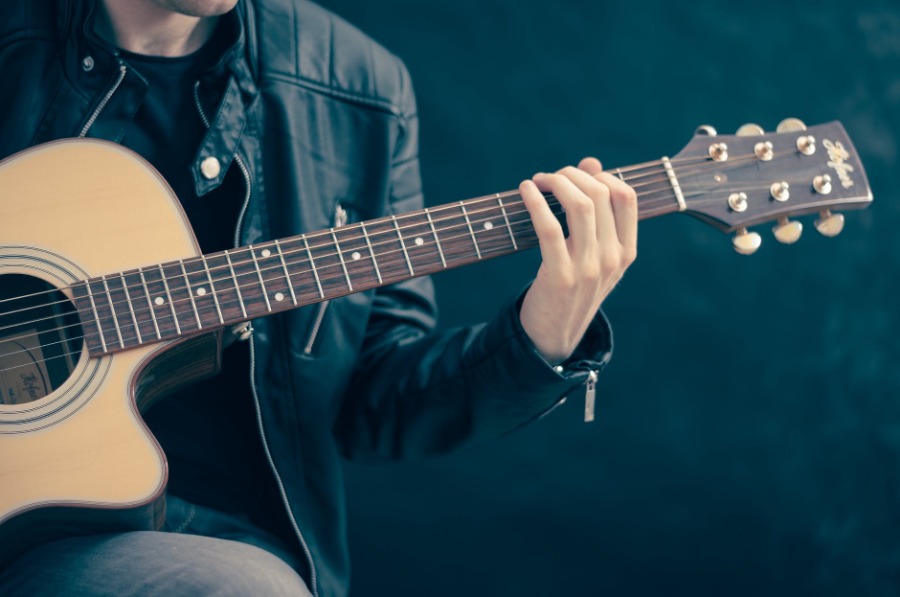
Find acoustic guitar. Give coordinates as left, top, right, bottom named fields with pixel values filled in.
left=0, top=119, right=872, bottom=565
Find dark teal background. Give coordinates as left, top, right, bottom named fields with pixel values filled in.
left=320, top=1, right=900, bottom=594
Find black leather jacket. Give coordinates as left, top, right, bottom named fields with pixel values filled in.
left=0, top=1, right=612, bottom=595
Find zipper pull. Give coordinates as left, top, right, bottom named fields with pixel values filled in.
left=584, top=370, right=598, bottom=423
left=234, top=323, right=254, bottom=341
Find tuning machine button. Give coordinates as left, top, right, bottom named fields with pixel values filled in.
left=773, top=218, right=803, bottom=244
left=754, top=141, right=774, bottom=161
left=777, top=118, right=807, bottom=133
left=709, top=142, right=728, bottom=162
left=728, top=192, right=748, bottom=212
left=695, top=125, right=718, bottom=136
left=813, top=174, right=833, bottom=195
left=814, top=210, right=845, bottom=237
left=770, top=181, right=790, bottom=202
left=732, top=228, right=762, bottom=255
left=797, top=135, right=816, bottom=155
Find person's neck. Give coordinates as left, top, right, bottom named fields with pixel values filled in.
left=94, top=0, right=218, bottom=57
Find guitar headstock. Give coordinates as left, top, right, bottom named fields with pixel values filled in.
left=669, top=119, right=872, bottom=254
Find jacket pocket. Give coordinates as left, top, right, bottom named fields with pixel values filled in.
left=300, top=202, right=349, bottom=356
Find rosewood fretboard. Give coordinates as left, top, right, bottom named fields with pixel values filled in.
left=71, top=171, right=679, bottom=357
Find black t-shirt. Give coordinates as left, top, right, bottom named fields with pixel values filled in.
left=119, top=31, right=295, bottom=547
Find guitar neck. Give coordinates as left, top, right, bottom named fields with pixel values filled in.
left=71, top=162, right=680, bottom=356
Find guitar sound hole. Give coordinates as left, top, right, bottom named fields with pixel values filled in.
left=0, top=274, right=83, bottom=405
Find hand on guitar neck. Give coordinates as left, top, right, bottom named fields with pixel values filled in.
left=519, top=157, right=638, bottom=364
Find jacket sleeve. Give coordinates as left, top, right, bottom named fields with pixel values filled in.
left=333, top=60, right=613, bottom=462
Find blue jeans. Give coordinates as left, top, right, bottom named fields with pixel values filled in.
left=0, top=496, right=312, bottom=596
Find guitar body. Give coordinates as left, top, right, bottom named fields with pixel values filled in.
left=0, top=139, right=221, bottom=565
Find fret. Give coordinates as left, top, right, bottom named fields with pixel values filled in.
left=359, top=218, right=406, bottom=282
left=249, top=246, right=273, bottom=312
left=158, top=265, right=181, bottom=335
left=201, top=253, right=243, bottom=323
left=254, top=245, right=294, bottom=308
left=393, top=212, right=445, bottom=275
left=224, top=250, right=248, bottom=319
left=117, top=272, right=143, bottom=345
left=101, top=276, right=125, bottom=349
left=505, top=198, right=541, bottom=250
left=302, top=235, right=324, bottom=299
left=391, top=214, right=415, bottom=276
left=462, top=199, right=518, bottom=260
left=459, top=201, right=482, bottom=259
left=160, top=262, right=203, bottom=333
left=359, top=222, right=383, bottom=284
left=138, top=268, right=162, bottom=340
left=331, top=225, right=376, bottom=291
left=274, top=240, right=298, bottom=305
left=179, top=260, right=203, bottom=330
left=84, top=281, right=108, bottom=353
left=200, top=255, right=225, bottom=324
left=425, top=208, right=447, bottom=268
left=496, top=194, right=517, bottom=251
left=330, top=230, right=353, bottom=291
left=104, top=273, right=142, bottom=348
left=426, top=205, right=471, bottom=267
left=180, top=257, right=222, bottom=328
left=120, top=270, right=156, bottom=343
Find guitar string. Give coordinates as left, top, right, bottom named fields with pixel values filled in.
left=0, top=165, right=691, bottom=325
left=0, top=176, right=786, bottom=360
left=0, top=156, right=804, bottom=343
left=0, top=165, right=802, bottom=341
left=0, top=188, right=692, bottom=358
left=0, top=149, right=772, bottom=310
left=0, top=147, right=788, bottom=328
left=0, top=216, right=632, bottom=375
left=0, top=158, right=777, bottom=339
left=0, top=204, right=567, bottom=349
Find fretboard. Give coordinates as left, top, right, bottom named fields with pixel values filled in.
left=72, top=164, right=679, bottom=356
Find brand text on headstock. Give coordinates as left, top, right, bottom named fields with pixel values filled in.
left=823, top=139, right=855, bottom=189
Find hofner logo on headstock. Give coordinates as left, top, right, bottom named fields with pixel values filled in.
left=823, top=139, right=855, bottom=189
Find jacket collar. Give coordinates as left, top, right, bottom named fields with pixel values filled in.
left=58, top=0, right=258, bottom=195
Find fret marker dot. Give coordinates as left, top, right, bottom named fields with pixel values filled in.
left=275, top=292, right=285, bottom=302
left=154, top=297, right=165, bottom=306
left=483, top=221, right=494, bottom=230
left=196, top=287, right=207, bottom=297
left=351, top=251, right=361, bottom=261
left=261, top=249, right=271, bottom=258
left=414, top=237, right=424, bottom=246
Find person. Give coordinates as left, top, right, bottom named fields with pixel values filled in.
left=0, top=0, right=637, bottom=595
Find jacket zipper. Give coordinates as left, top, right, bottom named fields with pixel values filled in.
left=302, top=203, right=348, bottom=355
left=193, top=83, right=320, bottom=597
left=78, top=61, right=127, bottom=137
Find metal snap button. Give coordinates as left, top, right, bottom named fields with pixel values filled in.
left=200, top=156, right=221, bottom=180
left=82, top=56, right=95, bottom=72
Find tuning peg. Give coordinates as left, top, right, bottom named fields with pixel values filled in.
left=813, top=174, right=832, bottom=195
left=776, top=117, right=807, bottom=133
left=796, top=135, right=816, bottom=155
left=736, top=123, right=765, bottom=136
left=770, top=181, right=790, bottom=202
left=695, top=125, right=717, bottom=136
left=733, top=228, right=762, bottom=255
left=814, top=210, right=845, bottom=237
left=773, top=218, right=803, bottom=244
